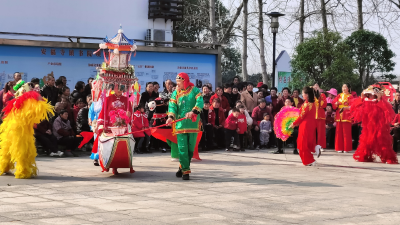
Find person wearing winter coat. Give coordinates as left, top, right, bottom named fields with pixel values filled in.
left=224, top=108, right=240, bottom=151
left=200, top=101, right=214, bottom=150
left=210, top=86, right=231, bottom=117
left=236, top=105, right=249, bottom=151
left=76, top=103, right=91, bottom=134
left=209, top=98, right=226, bottom=149
left=259, top=113, right=272, bottom=149
left=252, top=99, right=272, bottom=150
left=34, top=119, right=63, bottom=157
left=131, top=105, right=151, bottom=154
left=70, top=81, right=86, bottom=105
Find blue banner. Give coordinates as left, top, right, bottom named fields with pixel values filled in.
left=0, top=45, right=216, bottom=91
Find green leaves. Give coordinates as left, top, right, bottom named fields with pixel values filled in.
left=291, top=31, right=357, bottom=91
left=345, top=30, right=396, bottom=88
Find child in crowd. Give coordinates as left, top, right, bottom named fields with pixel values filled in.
left=210, top=98, right=226, bottom=149
left=237, top=105, right=248, bottom=151
left=259, top=113, right=272, bottom=149
left=224, top=108, right=240, bottom=151
left=325, top=103, right=336, bottom=149
left=131, top=104, right=151, bottom=154
left=200, top=101, right=214, bottom=150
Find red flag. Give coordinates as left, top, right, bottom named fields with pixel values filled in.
left=78, top=131, right=94, bottom=149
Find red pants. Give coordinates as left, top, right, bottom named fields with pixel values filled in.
left=335, top=122, right=352, bottom=151
left=316, top=120, right=326, bottom=148
left=299, top=148, right=315, bottom=165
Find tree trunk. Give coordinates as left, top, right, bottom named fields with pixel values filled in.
left=209, top=0, right=217, bottom=44
left=357, top=0, right=363, bottom=30
left=320, top=0, right=328, bottom=31
left=299, top=0, right=305, bottom=43
left=258, top=0, right=268, bottom=84
left=220, top=2, right=244, bottom=44
left=242, top=0, right=248, bottom=81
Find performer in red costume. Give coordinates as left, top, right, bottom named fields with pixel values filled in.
left=95, top=85, right=133, bottom=174
left=332, top=83, right=353, bottom=153
left=350, top=83, right=398, bottom=164
left=313, top=84, right=327, bottom=149
left=290, top=87, right=321, bottom=166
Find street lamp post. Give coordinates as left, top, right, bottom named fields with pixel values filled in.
left=266, top=12, right=284, bottom=88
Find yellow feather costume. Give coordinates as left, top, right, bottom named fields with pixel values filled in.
left=0, top=87, right=54, bottom=179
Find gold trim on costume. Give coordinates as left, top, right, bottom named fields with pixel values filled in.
left=192, top=106, right=201, bottom=112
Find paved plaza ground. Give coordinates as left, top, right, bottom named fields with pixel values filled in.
left=0, top=149, right=400, bottom=225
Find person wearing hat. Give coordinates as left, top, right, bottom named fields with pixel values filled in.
left=325, top=88, right=337, bottom=104
left=166, top=72, right=203, bottom=180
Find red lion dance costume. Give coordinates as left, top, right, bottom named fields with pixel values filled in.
left=350, top=83, right=398, bottom=164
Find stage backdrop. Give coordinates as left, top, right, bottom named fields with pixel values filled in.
left=0, top=45, right=216, bottom=91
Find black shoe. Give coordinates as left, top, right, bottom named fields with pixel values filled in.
left=161, top=148, right=167, bottom=153
left=134, top=149, right=143, bottom=154
left=93, top=160, right=100, bottom=166
left=176, top=168, right=183, bottom=177
left=143, top=149, right=152, bottom=154
left=293, top=149, right=299, bottom=154
left=182, top=174, right=190, bottom=180
left=273, top=150, right=284, bottom=154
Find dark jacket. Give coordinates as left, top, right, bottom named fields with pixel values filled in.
left=71, top=89, right=86, bottom=105
left=34, top=120, right=52, bottom=135
left=393, top=100, right=400, bottom=113
left=140, top=91, right=158, bottom=120
left=76, top=107, right=90, bottom=134
left=41, top=85, right=59, bottom=106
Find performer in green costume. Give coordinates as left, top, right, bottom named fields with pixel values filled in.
left=166, top=72, right=203, bottom=180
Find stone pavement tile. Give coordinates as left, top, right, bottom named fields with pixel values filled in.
left=0, top=191, right=24, bottom=198
left=73, top=212, right=135, bottom=222
left=314, top=213, right=400, bottom=225
left=24, top=217, right=90, bottom=225
left=26, top=201, right=75, bottom=210
left=118, top=208, right=181, bottom=219
left=2, top=210, right=57, bottom=220
left=14, top=188, right=59, bottom=195
left=99, top=194, right=149, bottom=202
left=47, top=206, right=98, bottom=216
left=130, top=199, right=182, bottom=208
left=0, top=196, right=49, bottom=204
left=152, top=212, right=288, bottom=225
left=0, top=222, right=30, bottom=225
left=63, top=197, right=112, bottom=207
left=171, top=193, right=250, bottom=204
left=106, top=218, right=168, bottom=225
left=139, top=189, right=220, bottom=199
left=31, top=181, right=104, bottom=188
left=0, top=217, right=14, bottom=223
left=162, top=205, right=213, bottom=214
left=0, top=204, right=28, bottom=213
left=38, top=193, right=88, bottom=201
left=91, top=202, right=147, bottom=212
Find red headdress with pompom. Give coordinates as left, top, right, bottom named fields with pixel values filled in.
left=176, top=72, right=194, bottom=90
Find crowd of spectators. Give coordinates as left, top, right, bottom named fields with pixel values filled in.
left=1, top=73, right=399, bottom=157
